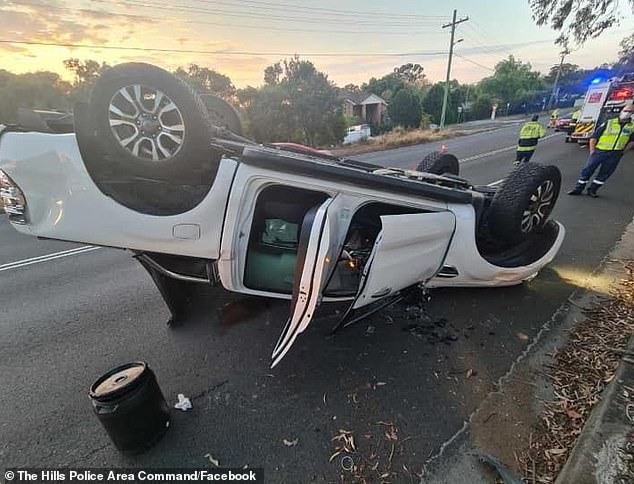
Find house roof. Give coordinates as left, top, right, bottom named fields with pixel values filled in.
left=340, top=90, right=387, bottom=105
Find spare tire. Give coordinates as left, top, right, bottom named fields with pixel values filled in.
left=487, top=163, right=561, bottom=245
left=200, top=94, right=243, bottom=135
left=89, top=63, right=215, bottom=181
left=416, top=151, right=460, bottom=176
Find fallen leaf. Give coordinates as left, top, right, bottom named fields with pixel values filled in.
left=283, top=438, right=298, bottom=447
left=566, top=409, right=582, bottom=419
left=548, top=448, right=567, bottom=455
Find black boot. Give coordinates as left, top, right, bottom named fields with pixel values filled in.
left=567, top=182, right=586, bottom=196
left=586, top=182, right=601, bottom=198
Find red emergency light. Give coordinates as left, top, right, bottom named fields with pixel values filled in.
left=610, top=87, right=633, bottom=100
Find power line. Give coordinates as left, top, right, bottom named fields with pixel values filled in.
left=11, top=1, right=448, bottom=36
left=0, top=39, right=448, bottom=57
left=189, top=0, right=450, bottom=20
left=95, top=0, right=441, bottom=27
left=454, top=54, right=495, bottom=72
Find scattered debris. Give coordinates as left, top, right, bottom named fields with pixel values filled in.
left=329, top=421, right=407, bottom=482
left=341, top=455, right=355, bottom=471
left=330, top=429, right=356, bottom=462
left=174, top=394, right=192, bottom=411
left=365, top=325, right=376, bottom=336
left=518, top=261, right=634, bottom=482
left=204, top=453, right=220, bottom=467
left=283, top=438, right=298, bottom=447
left=466, top=368, right=476, bottom=379
left=477, top=454, right=524, bottom=484
left=403, top=321, right=459, bottom=344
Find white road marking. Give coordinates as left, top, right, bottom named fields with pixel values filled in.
left=0, top=246, right=101, bottom=272
left=460, top=132, right=561, bottom=163
left=487, top=178, right=505, bottom=186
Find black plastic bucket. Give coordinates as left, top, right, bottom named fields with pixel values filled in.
left=89, top=361, right=170, bottom=453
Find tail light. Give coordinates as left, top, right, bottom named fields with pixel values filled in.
left=0, top=170, right=28, bottom=224
left=610, top=87, right=633, bottom=100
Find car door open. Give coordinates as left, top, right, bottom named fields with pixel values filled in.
left=270, top=196, right=358, bottom=367
left=351, top=212, right=455, bottom=310
left=271, top=207, right=455, bottom=367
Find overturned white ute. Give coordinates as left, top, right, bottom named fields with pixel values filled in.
left=0, top=64, right=565, bottom=366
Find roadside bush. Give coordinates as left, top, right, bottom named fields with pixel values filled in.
left=419, top=112, right=432, bottom=129
left=387, top=88, right=422, bottom=128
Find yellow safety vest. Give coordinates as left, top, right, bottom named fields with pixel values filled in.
left=595, top=118, right=634, bottom=151
left=572, top=110, right=581, bottom=121
left=517, top=121, right=546, bottom=151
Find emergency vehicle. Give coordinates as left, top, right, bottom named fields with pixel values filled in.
left=572, top=73, right=634, bottom=143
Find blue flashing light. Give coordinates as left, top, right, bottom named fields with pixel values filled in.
left=590, top=77, right=603, bottom=84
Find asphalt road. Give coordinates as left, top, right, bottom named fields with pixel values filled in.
left=2, top=124, right=634, bottom=482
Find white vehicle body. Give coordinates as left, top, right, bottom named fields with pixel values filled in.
left=0, top=126, right=564, bottom=367
left=343, top=124, right=371, bottom=145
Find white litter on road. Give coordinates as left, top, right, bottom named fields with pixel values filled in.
left=174, top=394, right=192, bottom=411
left=204, top=453, right=220, bottom=467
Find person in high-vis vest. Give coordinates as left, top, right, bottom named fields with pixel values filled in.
left=568, top=104, right=634, bottom=197
left=548, top=108, right=560, bottom=127
left=515, top=114, right=546, bottom=165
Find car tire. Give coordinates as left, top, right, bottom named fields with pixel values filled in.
left=200, top=94, right=243, bottom=135
left=89, top=63, right=215, bottom=181
left=487, top=162, right=561, bottom=246
left=416, top=151, right=460, bottom=176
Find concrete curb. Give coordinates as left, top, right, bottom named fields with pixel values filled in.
left=556, top=336, right=634, bottom=484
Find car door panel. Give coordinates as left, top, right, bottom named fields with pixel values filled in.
left=271, top=196, right=353, bottom=367
left=352, top=212, right=455, bottom=310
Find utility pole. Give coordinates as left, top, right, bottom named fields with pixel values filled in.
left=547, top=46, right=571, bottom=110
left=440, top=9, right=468, bottom=129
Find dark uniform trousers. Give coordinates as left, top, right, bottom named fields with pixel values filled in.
left=579, top=149, right=623, bottom=185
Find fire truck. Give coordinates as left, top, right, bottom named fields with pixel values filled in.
left=571, top=73, right=634, bottom=143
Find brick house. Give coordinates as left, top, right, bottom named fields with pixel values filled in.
left=341, top=91, right=387, bottom=125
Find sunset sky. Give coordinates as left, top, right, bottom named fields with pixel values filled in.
left=1, top=0, right=633, bottom=87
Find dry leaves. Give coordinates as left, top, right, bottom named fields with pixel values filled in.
left=330, top=421, right=409, bottom=483
left=518, top=261, right=634, bottom=483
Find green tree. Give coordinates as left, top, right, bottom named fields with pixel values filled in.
left=393, top=63, right=426, bottom=85
left=362, top=73, right=406, bottom=102
left=618, top=33, right=634, bottom=66
left=544, top=63, right=582, bottom=84
left=529, top=0, right=634, bottom=45
left=0, top=71, right=71, bottom=124
left=388, top=88, right=422, bottom=128
left=174, top=64, right=235, bottom=99
left=237, top=84, right=295, bottom=142
left=264, top=62, right=283, bottom=85
left=237, top=57, right=343, bottom=145
left=63, top=58, right=110, bottom=103
left=478, top=56, right=544, bottom=106
left=283, top=57, right=343, bottom=145
left=421, top=81, right=468, bottom=125
left=422, top=83, right=445, bottom=124
left=470, top=92, right=494, bottom=120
